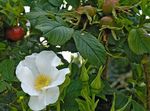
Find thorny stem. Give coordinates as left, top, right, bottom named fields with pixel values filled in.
left=142, top=55, right=150, bottom=110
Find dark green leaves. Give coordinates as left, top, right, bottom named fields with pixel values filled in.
left=73, top=31, right=106, bottom=66
left=128, top=28, right=150, bottom=55
left=62, top=80, right=82, bottom=111
left=35, top=20, right=74, bottom=45
left=48, top=0, right=63, bottom=7
left=0, top=59, right=16, bottom=82
left=45, top=26, right=74, bottom=45
left=0, top=42, right=6, bottom=51
left=35, top=18, right=106, bottom=66
left=26, top=11, right=48, bottom=20
left=141, top=0, right=150, bottom=16
left=0, top=81, right=7, bottom=93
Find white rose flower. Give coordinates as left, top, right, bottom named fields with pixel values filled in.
left=16, top=51, right=69, bottom=111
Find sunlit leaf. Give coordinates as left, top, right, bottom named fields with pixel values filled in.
left=128, top=28, right=150, bottom=54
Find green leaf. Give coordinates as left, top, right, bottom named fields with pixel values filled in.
left=123, top=42, right=142, bottom=63
left=26, top=11, right=48, bottom=19
left=76, top=99, right=87, bottom=111
left=45, top=26, right=74, bottom=45
left=98, top=0, right=104, bottom=8
left=120, top=0, right=139, bottom=5
left=0, top=59, right=16, bottom=82
left=132, top=100, right=145, bottom=111
left=0, top=42, right=6, bottom=51
left=143, top=23, right=150, bottom=31
left=142, top=1, right=150, bottom=16
left=73, top=31, right=106, bottom=66
left=128, top=28, right=150, bottom=55
left=59, top=76, right=71, bottom=99
left=12, top=0, right=17, bottom=3
left=62, top=80, right=82, bottom=111
left=91, top=66, right=104, bottom=93
left=35, top=20, right=60, bottom=33
left=77, top=88, right=93, bottom=111
left=115, top=93, right=131, bottom=110
left=0, top=81, right=7, bottom=93
left=48, top=0, right=63, bottom=7
left=117, top=96, right=132, bottom=111
left=80, top=62, right=89, bottom=82
left=110, top=93, right=116, bottom=111
left=111, top=93, right=132, bottom=111
left=35, top=20, right=74, bottom=45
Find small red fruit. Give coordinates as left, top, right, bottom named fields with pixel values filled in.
left=102, top=0, right=119, bottom=15
left=6, top=26, right=25, bottom=41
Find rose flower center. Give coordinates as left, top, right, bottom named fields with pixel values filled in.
left=34, top=74, right=51, bottom=91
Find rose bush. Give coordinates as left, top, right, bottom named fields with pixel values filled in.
left=0, top=0, right=150, bottom=111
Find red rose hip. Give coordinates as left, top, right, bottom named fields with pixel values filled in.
left=6, top=26, right=25, bottom=41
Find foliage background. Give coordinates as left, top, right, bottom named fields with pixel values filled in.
left=0, top=0, right=150, bottom=111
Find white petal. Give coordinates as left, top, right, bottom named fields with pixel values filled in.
left=51, top=68, right=69, bottom=86
left=16, top=63, right=34, bottom=85
left=37, top=66, right=60, bottom=82
left=44, top=68, right=69, bottom=89
left=22, top=53, right=39, bottom=76
left=45, top=87, right=59, bottom=105
left=35, top=51, right=61, bottom=74
left=28, top=95, right=46, bottom=111
left=28, top=87, right=59, bottom=111
left=51, top=54, right=61, bottom=67
left=21, top=83, right=39, bottom=96
left=46, top=67, right=60, bottom=80
left=16, top=63, right=39, bottom=96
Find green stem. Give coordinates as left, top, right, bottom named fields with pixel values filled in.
left=92, top=93, right=95, bottom=102
left=57, top=101, right=60, bottom=111
left=20, top=100, right=26, bottom=111
left=91, top=93, right=96, bottom=111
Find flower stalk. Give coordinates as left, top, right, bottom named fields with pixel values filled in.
left=57, top=101, right=60, bottom=111
left=142, top=55, right=150, bottom=110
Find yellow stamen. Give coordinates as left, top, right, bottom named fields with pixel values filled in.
left=34, top=74, right=51, bottom=91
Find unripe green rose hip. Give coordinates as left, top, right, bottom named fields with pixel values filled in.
left=102, top=0, right=119, bottom=15
left=100, top=16, right=114, bottom=26
left=77, top=5, right=96, bottom=17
